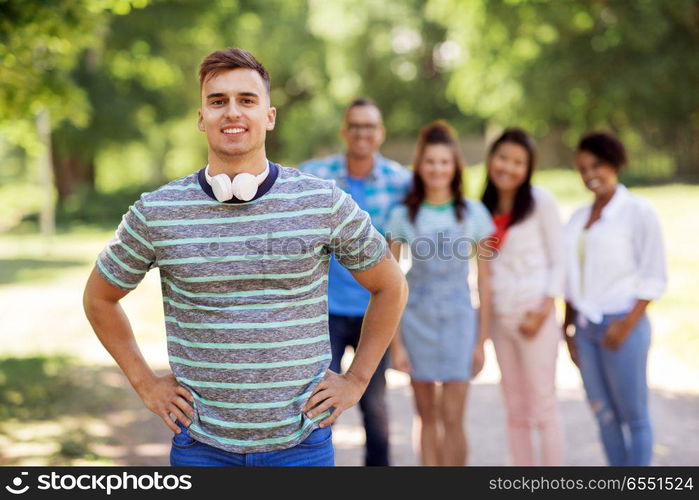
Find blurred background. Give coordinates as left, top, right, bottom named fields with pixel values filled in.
left=1, top=0, right=697, bottom=465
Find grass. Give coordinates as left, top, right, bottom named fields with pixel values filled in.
left=0, top=227, right=113, bottom=284
left=0, top=356, right=127, bottom=421
left=0, top=355, right=130, bottom=465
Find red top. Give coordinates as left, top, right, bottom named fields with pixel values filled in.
left=491, top=212, right=512, bottom=250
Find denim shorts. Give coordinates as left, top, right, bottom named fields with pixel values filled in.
left=170, top=423, right=335, bottom=467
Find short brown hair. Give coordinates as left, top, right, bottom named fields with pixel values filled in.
left=198, top=47, right=270, bottom=94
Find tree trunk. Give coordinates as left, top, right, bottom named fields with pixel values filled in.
left=675, top=125, right=699, bottom=180
left=51, top=150, right=96, bottom=203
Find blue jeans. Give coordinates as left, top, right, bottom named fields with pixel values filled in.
left=329, top=314, right=390, bottom=466
left=170, top=424, right=334, bottom=466
left=575, top=313, right=653, bottom=466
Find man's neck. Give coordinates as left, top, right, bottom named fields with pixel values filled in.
left=207, top=149, right=268, bottom=178
left=345, top=152, right=375, bottom=179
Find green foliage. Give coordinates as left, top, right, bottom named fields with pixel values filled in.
left=0, top=256, right=86, bottom=285
left=0, top=0, right=150, bottom=148
left=57, top=428, right=95, bottom=458
left=0, top=182, right=43, bottom=232
left=0, top=356, right=126, bottom=422
left=431, top=0, right=699, bottom=175
left=55, top=183, right=159, bottom=228
left=1, top=0, right=696, bottom=229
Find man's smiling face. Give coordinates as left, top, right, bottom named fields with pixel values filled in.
left=198, top=68, right=276, bottom=162
left=341, top=105, right=384, bottom=161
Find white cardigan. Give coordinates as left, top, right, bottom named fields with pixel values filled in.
left=490, top=186, right=565, bottom=315
left=564, top=184, right=667, bottom=324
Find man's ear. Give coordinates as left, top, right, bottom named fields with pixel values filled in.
left=197, top=109, right=205, bottom=132
left=266, top=106, right=277, bottom=131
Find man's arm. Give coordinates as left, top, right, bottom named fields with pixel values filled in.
left=303, top=252, right=408, bottom=427
left=387, top=239, right=411, bottom=373
left=83, top=267, right=194, bottom=433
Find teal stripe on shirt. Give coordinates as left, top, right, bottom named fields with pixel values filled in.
left=330, top=204, right=360, bottom=239
left=343, top=249, right=384, bottom=270
left=336, top=235, right=376, bottom=258
left=188, top=411, right=330, bottom=447
left=168, top=258, right=326, bottom=283
left=143, top=191, right=332, bottom=208
left=200, top=413, right=303, bottom=429
left=106, top=248, right=146, bottom=275
left=347, top=214, right=371, bottom=241
left=146, top=207, right=331, bottom=227
left=159, top=183, right=200, bottom=191
left=162, top=294, right=326, bottom=312
left=164, top=314, right=327, bottom=330
left=152, top=227, right=329, bottom=247
left=274, top=175, right=308, bottom=184
left=192, top=390, right=313, bottom=410
left=130, top=205, right=148, bottom=225
left=118, top=240, right=151, bottom=264
left=96, top=259, right=137, bottom=289
left=122, top=219, right=154, bottom=251
left=169, top=353, right=331, bottom=370
left=233, top=189, right=333, bottom=206
left=167, top=333, right=327, bottom=350
left=331, top=190, right=347, bottom=214
left=144, top=199, right=218, bottom=207
left=161, top=274, right=327, bottom=299
left=158, top=246, right=325, bottom=266
left=177, top=374, right=320, bottom=390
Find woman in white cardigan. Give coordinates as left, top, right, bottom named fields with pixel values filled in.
left=564, top=132, right=667, bottom=466
left=482, top=128, right=565, bottom=465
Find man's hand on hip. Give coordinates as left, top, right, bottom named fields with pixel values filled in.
left=302, top=370, right=366, bottom=428
left=137, top=372, right=195, bottom=433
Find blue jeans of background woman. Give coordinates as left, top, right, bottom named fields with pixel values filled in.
left=575, top=313, right=652, bottom=466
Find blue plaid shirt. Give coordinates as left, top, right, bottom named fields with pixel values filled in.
left=299, top=153, right=411, bottom=235
left=300, top=153, right=412, bottom=315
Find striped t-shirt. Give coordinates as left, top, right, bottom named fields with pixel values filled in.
left=95, top=161, right=388, bottom=453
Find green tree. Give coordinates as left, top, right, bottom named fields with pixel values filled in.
left=0, top=0, right=151, bottom=208
left=5, top=0, right=483, bottom=222
left=51, top=0, right=474, bottom=202
left=429, top=0, right=699, bottom=176
left=0, top=0, right=150, bottom=147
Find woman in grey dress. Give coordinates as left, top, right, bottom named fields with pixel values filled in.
left=388, top=121, right=494, bottom=465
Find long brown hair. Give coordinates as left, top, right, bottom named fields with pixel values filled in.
left=405, top=120, right=466, bottom=224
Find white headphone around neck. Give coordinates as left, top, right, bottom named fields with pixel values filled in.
left=205, top=163, right=269, bottom=202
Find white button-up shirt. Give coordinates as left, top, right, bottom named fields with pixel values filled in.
left=490, top=187, right=565, bottom=315
left=564, top=184, right=667, bottom=324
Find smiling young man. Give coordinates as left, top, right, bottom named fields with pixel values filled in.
left=83, top=48, right=408, bottom=466
left=300, top=99, right=411, bottom=466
